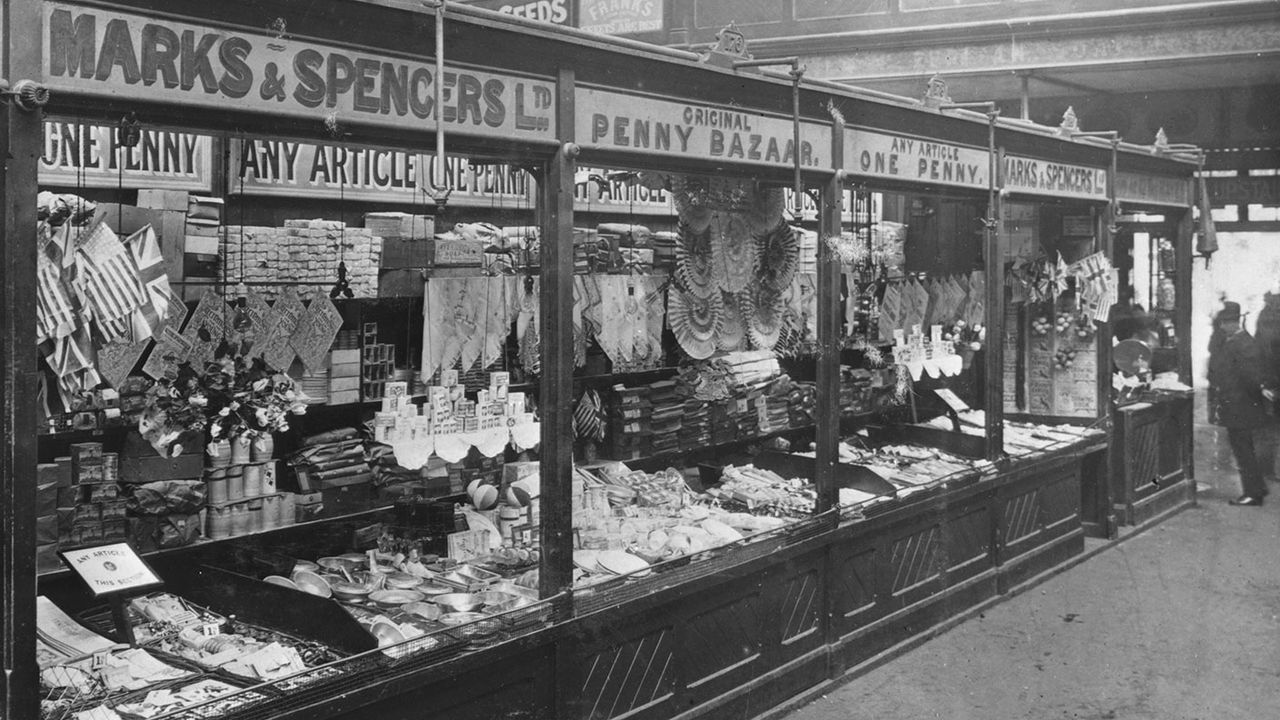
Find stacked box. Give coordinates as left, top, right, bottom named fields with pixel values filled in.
left=681, top=399, right=711, bottom=452
left=607, top=386, right=651, bottom=461
left=362, top=344, right=396, bottom=400
left=647, top=381, right=683, bottom=456
left=36, top=463, right=62, bottom=571
left=180, top=195, right=224, bottom=299
left=221, top=219, right=383, bottom=299
left=63, top=444, right=128, bottom=547
left=328, top=348, right=362, bottom=405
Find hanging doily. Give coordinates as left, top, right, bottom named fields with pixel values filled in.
left=717, top=291, right=747, bottom=352
left=676, top=221, right=717, bottom=299
left=713, top=214, right=758, bottom=294
left=743, top=186, right=786, bottom=235
left=743, top=286, right=785, bottom=352
left=668, top=289, right=722, bottom=360
left=755, top=221, right=799, bottom=294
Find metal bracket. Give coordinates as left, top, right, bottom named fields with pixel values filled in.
left=0, top=79, right=51, bottom=112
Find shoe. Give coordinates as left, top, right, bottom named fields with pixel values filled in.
left=1229, top=495, right=1264, bottom=506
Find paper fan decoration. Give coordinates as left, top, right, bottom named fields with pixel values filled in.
left=744, top=186, right=786, bottom=234
left=756, top=221, right=799, bottom=294
left=676, top=221, right=717, bottom=299
left=668, top=289, right=722, bottom=359
left=713, top=215, right=758, bottom=294
left=743, top=286, right=785, bottom=351
left=717, top=291, right=747, bottom=352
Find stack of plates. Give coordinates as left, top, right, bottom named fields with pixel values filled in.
left=298, top=369, right=330, bottom=404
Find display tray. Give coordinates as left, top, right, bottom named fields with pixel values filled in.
left=866, top=423, right=988, bottom=458
left=752, top=450, right=899, bottom=498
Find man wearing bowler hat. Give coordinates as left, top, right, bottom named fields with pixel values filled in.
left=1208, top=301, right=1278, bottom=505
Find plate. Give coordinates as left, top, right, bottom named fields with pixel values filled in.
left=331, top=581, right=372, bottom=601
left=596, top=550, right=651, bottom=577
left=263, top=575, right=298, bottom=590
left=384, top=572, right=424, bottom=590
left=573, top=550, right=602, bottom=573
left=290, top=570, right=332, bottom=598
left=370, top=589, right=425, bottom=607
left=438, top=611, right=489, bottom=626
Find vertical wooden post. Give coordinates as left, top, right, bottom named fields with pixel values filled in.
left=2, top=0, right=44, bottom=716
left=984, top=124, right=1005, bottom=460
left=814, top=123, right=844, bottom=515
left=538, top=68, right=575, bottom=600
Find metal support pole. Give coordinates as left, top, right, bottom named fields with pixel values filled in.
left=815, top=117, right=845, bottom=514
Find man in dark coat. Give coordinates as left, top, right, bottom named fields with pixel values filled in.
left=1208, top=301, right=1278, bottom=505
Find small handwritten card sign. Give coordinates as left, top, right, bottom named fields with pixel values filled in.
left=60, top=543, right=162, bottom=597
left=291, top=295, right=344, bottom=374
left=261, top=290, right=306, bottom=372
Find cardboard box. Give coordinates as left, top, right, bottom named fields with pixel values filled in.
left=185, top=234, right=221, bottom=255
left=329, top=376, right=361, bottom=392
left=428, top=238, right=484, bottom=267
left=36, top=543, right=62, bottom=574
left=36, top=515, right=58, bottom=544
left=321, top=483, right=373, bottom=515
left=119, top=451, right=204, bottom=483
left=377, top=269, right=426, bottom=298
left=136, top=189, right=190, bottom=212
left=37, top=480, right=59, bottom=516
left=93, top=203, right=164, bottom=238
left=330, top=349, right=362, bottom=366
left=57, top=487, right=80, bottom=507
left=380, top=238, right=431, bottom=268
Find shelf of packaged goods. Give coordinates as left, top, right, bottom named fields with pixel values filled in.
left=36, top=505, right=393, bottom=581
left=611, top=423, right=817, bottom=473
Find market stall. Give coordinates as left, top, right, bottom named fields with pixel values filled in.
left=1, top=3, right=1203, bottom=720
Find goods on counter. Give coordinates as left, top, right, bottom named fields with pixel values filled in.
left=222, top=220, right=382, bottom=299
left=705, top=465, right=816, bottom=516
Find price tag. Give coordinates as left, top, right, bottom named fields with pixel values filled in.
left=200, top=622, right=221, bottom=638
left=934, top=388, right=970, bottom=414
left=91, top=650, right=110, bottom=669
left=59, top=542, right=163, bottom=597
left=736, top=398, right=749, bottom=415
left=757, top=398, right=769, bottom=429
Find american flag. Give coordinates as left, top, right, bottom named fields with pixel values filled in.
left=73, top=221, right=148, bottom=344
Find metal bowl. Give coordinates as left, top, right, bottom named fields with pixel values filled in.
left=317, top=556, right=362, bottom=573
left=384, top=572, right=424, bottom=590
left=263, top=575, right=298, bottom=590
left=417, top=583, right=454, bottom=597
left=369, top=621, right=405, bottom=647
left=400, top=601, right=442, bottom=622
left=330, top=581, right=372, bottom=602
left=369, top=589, right=425, bottom=607
left=437, top=611, right=488, bottom=626
left=432, top=592, right=483, bottom=613
left=290, top=570, right=332, bottom=599
left=292, top=560, right=319, bottom=574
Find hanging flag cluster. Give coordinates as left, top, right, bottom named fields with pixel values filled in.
left=36, top=192, right=175, bottom=412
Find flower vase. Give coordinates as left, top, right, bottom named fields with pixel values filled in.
left=230, top=436, right=253, bottom=466
left=252, top=434, right=275, bottom=462
left=207, top=439, right=232, bottom=468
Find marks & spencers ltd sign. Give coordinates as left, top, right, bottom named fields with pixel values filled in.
left=42, top=2, right=556, bottom=142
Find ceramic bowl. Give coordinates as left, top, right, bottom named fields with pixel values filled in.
left=263, top=575, right=298, bottom=590
left=432, top=592, right=483, bottom=613
left=369, top=589, right=425, bottom=607
left=400, top=601, right=442, bottom=622
left=317, top=556, right=359, bottom=573
left=290, top=570, right=332, bottom=598
left=292, top=560, right=319, bottom=574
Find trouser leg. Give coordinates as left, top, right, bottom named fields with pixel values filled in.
left=1253, top=425, right=1278, bottom=481
left=1227, top=426, right=1266, bottom=498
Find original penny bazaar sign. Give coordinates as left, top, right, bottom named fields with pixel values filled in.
left=42, top=2, right=557, bottom=143
left=576, top=87, right=832, bottom=170
left=845, top=129, right=989, bottom=189
left=41, top=119, right=213, bottom=191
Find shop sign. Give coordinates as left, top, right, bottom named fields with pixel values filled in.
left=1115, top=171, right=1191, bottom=207
left=575, top=167, right=673, bottom=215
left=462, top=0, right=573, bottom=26
left=1002, top=155, right=1108, bottom=200
left=784, top=186, right=854, bottom=222
left=578, top=0, right=662, bottom=35
left=1206, top=175, right=1280, bottom=206
left=60, top=542, right=162, bottom=596
left=40, top=119, right=212, bottom=191
left=42, top=3, right=557, bottom=143
left=228, top=138, right=533, bottom=208
left=576, top=87, right=831, bottom=170
left=845, top=129, right=989, bottom=190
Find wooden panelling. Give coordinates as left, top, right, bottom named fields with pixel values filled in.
left=682, top=593, right=765, bottom=692
left=889, top=524, right=942, bottom=595
left=833, top=547, right=877, bottom=624
left=945, top=507, right=992, bottom=577
left=581, top=627, right=677, bottom=720
left=1128, top=420, right=1161, bottom=496
left=1041, top=476, right=1080, bottom=528
left=780, top=569, right=822, bottom=646
left=1002, top=488, right=1042, bottom=548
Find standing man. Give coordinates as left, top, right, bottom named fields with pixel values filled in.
left=1208, top=301, right=1278, bottom=506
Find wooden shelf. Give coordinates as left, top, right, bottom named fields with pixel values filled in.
left=37, top=505, right=392, bottom=582
left=611, top=423, right=817, bottom=472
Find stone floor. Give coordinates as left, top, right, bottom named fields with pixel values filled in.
left=778, top=410, right=1280, bottom=720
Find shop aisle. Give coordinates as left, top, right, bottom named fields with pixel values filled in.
left=777, top=481, right=1280, bottom=719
